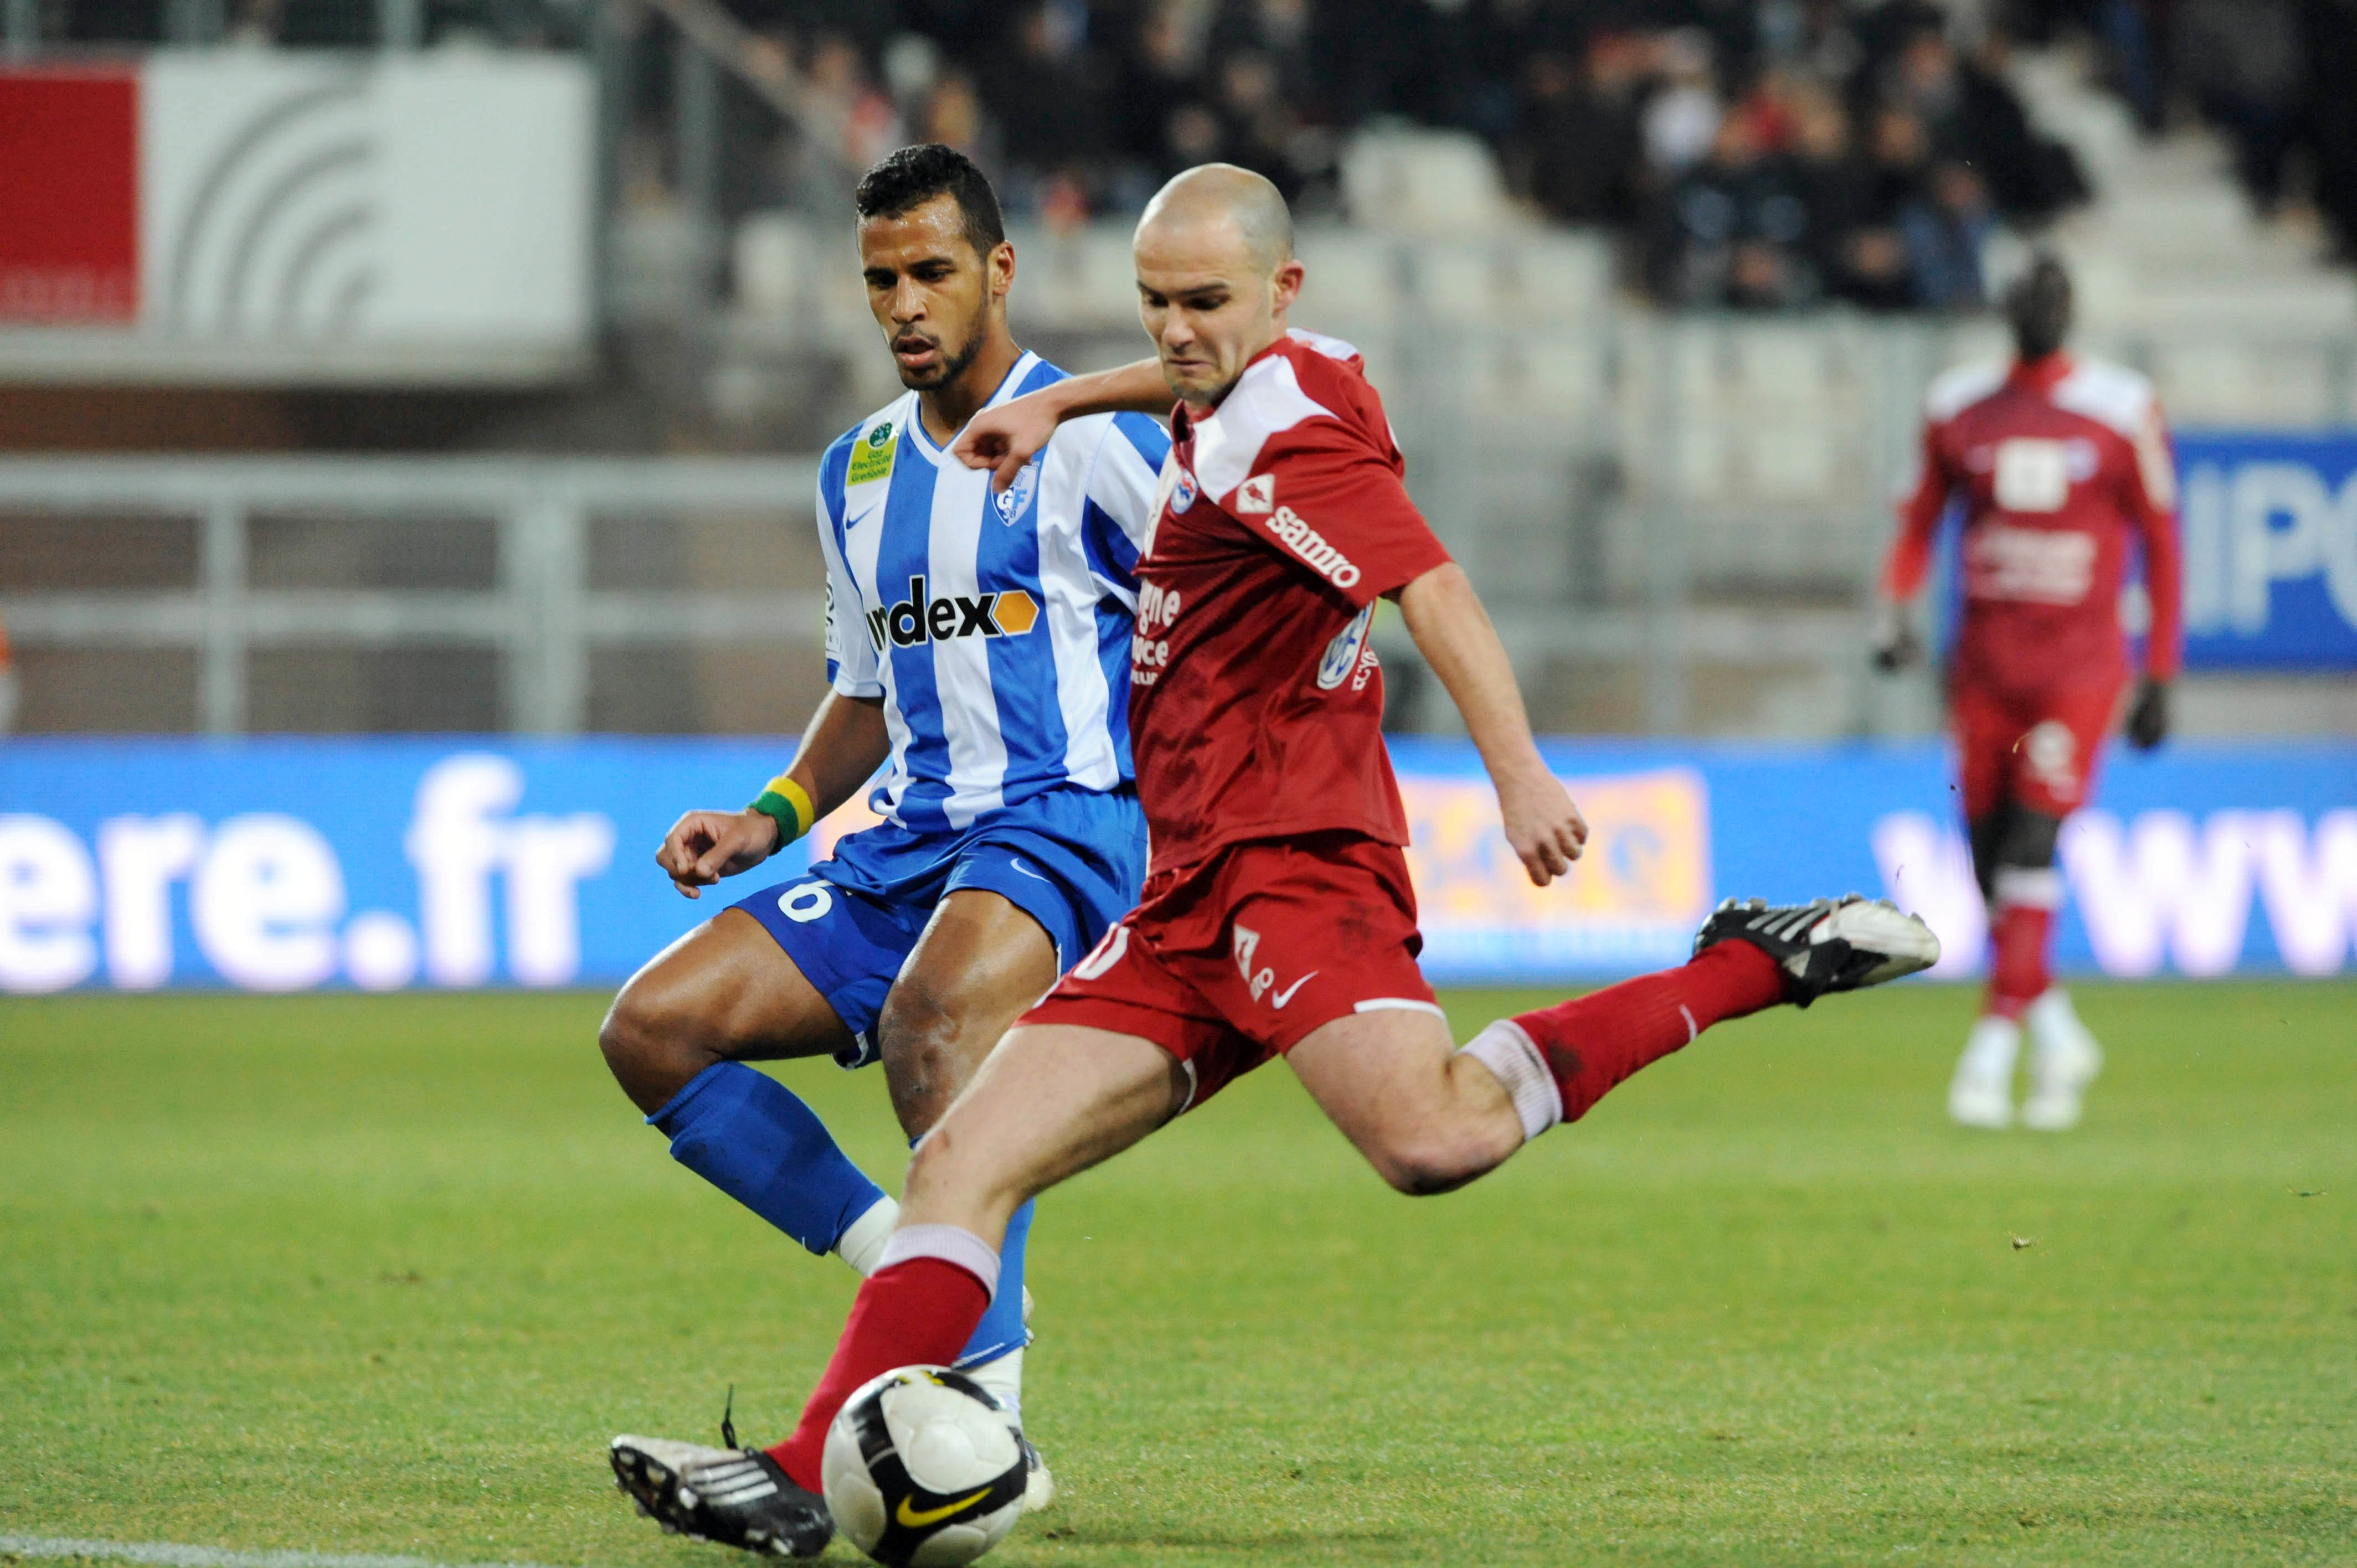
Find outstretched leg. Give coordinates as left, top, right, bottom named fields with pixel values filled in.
left=1290, top=936, right=1788, bottom=1192
left=1295, top=895, right=1936, bottom=1190
left=766, top=1021, right=1187, bottom=1490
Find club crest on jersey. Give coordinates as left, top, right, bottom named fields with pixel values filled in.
left=1236, top=473, right=1274, bottom=514
left=1169, top=469, right=1199, bottom=514
left=1318, top=604, right=1378, bottom=691
left=994, top=458, right=1042, bottom=525
left=866, top=574, right=1039, bottom=652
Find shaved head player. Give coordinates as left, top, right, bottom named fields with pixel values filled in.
left=652, top=164, right=1941, bottom=1557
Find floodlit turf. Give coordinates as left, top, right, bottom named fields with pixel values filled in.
left=2, top=983, right=2353, bottom=1567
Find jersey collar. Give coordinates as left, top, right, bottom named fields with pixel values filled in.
left=2008, top=352, right=2074, bottom=394
left=905, top=350, right=1043, bottom=467
left=1171, top=331, right=1295, bottom=445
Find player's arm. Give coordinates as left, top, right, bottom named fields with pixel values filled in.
left=2124, top=403, right=2183, bottom=750
left=950, top=358, right=1175, bottom=491
left=1874, top=426, right=1952, bottom=669
left=658, top=452, right=891, bottom=898
left=1396, top=562, right=1589, bottom=887
left=656, top=694, right=891, bottom=899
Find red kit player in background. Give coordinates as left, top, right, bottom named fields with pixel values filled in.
left=631, top=163, right=1939, bottom=1557
left=1874, top=255, right=2183, bottom=1133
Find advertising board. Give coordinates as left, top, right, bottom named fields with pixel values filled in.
left=2, top=737, right=2349, bottom=994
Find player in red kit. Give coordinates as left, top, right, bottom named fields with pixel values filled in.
left=1874, top=256, right=2182, bottom=1132
left=651, top=165, right=1939, bottom=1557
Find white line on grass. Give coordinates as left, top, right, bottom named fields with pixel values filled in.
left=0, top=1537, right=560, bottom=1568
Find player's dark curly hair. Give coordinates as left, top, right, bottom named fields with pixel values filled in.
left=855, top=145, right=1006, bottom=260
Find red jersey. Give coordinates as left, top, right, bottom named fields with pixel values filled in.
left=1881, top=353, right=2183, bottom=693
left=1129, top=329, right=1453, bottom=871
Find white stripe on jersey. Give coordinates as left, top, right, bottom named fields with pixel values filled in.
left=924, top=439, right=1011, bottom=829
left=1035, top=412, right=1154, bottom=792
left=1187, top=350, right=1339, bottom=502
left=832, top=454, right=916, bottom=802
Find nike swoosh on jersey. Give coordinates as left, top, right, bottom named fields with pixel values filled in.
left=1270, top=971, right=1319, bottom=1008
left=894, top=1488, right=992, bottom=1528
left=1008, top=857, right=1054, bottom=884
left=845, top=504, right=882, bottom=530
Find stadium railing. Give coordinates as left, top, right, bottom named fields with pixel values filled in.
left=0, top=457, right=817, bottom=736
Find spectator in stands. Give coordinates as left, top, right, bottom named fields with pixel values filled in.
left=1901, top=158, right=1999, bottom=307
left=980, top=2, right=1107, bottom=215
left=1647, top=110, right=1814, bottom=309
left=1791, top=80, right=1917, bottom=307
left=914, top=68, right=994, bottom=167
left=1888, top=20, right=2085, bottom=223
left=1641, top=29, right=1726, bottom=178
left=1510, top=35, right=1648, bottom=228
left=2304, top=0, right=2357, bottom=259
left=2173, top=0, right=2302, bottom=214
left=1211, top=49, right=1307, bottom=201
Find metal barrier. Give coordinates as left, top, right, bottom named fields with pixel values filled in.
left=0, top=456, right=817, bottom=735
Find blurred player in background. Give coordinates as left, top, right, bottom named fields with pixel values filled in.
left=655, top=163, right=1941, bottom=1558
left=1873, top=254, right=2183, bottom=1132
left=598, top=143, right=1169, bottom=1540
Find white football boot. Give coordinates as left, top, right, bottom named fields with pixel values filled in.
left=969, top=1337, right=1056, bottom=1512
left=2020, top=987, right=2102, bottom=1131
left=1948, top=1015, right=2020, bottom=1129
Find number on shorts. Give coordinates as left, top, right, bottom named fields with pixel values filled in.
left=1071, top=923, right=1129, bottom=980
left=778, top=883, right=834, bottom=924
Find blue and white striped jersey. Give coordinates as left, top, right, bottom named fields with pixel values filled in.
left=816, top=352, right=1171, bottom=833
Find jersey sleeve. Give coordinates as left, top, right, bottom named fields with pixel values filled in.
left=1880, top=421, right=1954, bottom=602
left=814, top=455, right=882, bottom=698
left=1079, top=411, right=1169, bottom=607
left=1250, top=420, right=1452, bottom=609
left=2126, top=399, right=2183, bottom=681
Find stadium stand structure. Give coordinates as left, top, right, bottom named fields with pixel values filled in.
left=3, top=18, right=2354, bottom=741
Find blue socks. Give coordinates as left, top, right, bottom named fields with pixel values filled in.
left=650, top=1062, right=886, bottom=1256
left=649, top=1060, right=1035, bottom=1375
left=956, top=1198, right=1033, bottom=1368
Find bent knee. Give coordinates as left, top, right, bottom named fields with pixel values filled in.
left=598, top=979, right=717, bottom=1112
left=1366, top=1127, right=1511, bottom=1197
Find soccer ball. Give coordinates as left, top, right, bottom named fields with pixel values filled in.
left=821, top=1365, right=1027, bottom=1567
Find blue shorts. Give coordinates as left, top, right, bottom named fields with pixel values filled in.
left=732, top=785, right=1146, bottom=1069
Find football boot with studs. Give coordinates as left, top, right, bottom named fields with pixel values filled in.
left=1695, top=893, right=1939, bottom=1006
left=610, top=1397, right=831, bottom=1559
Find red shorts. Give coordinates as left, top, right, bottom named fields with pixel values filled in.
left=1019, top=832, right=1441, bottom=1111
left=1950, top=679, right=2126, bottom=820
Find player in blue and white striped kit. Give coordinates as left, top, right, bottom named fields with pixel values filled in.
left=601, top=145, right=1168, bottom=1550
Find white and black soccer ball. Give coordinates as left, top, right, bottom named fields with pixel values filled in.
left=821, top=1365, right=1027, bottom=1567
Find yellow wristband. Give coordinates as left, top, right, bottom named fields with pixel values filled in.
left=748, top=775, right=817, bottom=849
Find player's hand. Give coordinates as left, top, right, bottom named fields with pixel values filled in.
left=2125, top=678, right=2170, bottom=751
left=949, top=389, right=1062, bottom=492
left=656, top=808, right=780, bottom=899
left=1499, top=768, right=1589, bottom=887
left=1870, top=600, right=1921, bottom=672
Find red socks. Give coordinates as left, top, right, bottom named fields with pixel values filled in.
left=1511, top=940, right=1784, bottom=1122
left=1985, top=901, right=2052, bottom=1021
left=768, top=1257, right=989, bottom=1490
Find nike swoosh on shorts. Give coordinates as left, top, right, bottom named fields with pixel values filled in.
left=1270, top=972, right=1319, bottom=1008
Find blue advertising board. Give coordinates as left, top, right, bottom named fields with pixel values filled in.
left=2176, top=431, right=2357, bottom=668
left=1, top=736, right=2350, bottom=994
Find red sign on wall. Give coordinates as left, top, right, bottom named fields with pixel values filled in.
left=0, top=69, right=140, bottom=323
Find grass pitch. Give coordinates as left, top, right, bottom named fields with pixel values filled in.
left=2, top=982, right=2353, bottom=1567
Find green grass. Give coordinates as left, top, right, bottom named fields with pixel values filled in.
left=2, top=982, right=2354, bottom=1567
